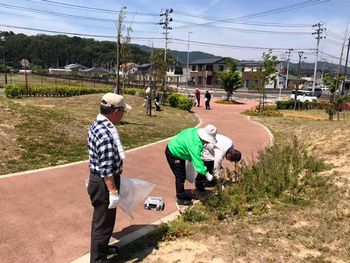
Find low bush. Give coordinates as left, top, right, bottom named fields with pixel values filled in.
left=168, top=93, right=193, bottom=111
left=203, top=136, right=328, bottom=218
left=243, top=104, right=283, bottom=117
left=215, top=99, right=244, bottom=104
left=276, top=100, right=329, bottom=110
left=5, top=84, right=110, bottom=98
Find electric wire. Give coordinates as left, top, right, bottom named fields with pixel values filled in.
left=26, top=0, right=160, bottom=16
left=0, top=23, right=317, bottom=52
left=173, top=0, right=330, bottom=29
left=0, top=3, right=159, bottom=25
left=173, top=20, right=312, bottom=34
left=174, top=11, right=312, bottom=27
left=0, top=23, right=164, bottom=40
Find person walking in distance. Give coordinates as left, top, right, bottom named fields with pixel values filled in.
left=165, top=124, right=217, bottom=206
left=194, top=88, right=201, bottom=107
left=87, top=93, right=131, bottom=262
left=205, top=90, right=211, bottom=110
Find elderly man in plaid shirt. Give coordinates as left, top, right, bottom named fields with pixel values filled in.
left=87, top=93, right=131, bottom=263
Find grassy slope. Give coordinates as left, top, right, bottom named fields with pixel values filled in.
left=0, top=94, right=198, bottom=175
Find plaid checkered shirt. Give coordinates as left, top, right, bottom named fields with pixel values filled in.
left=87, top=118, right=123, bottom=178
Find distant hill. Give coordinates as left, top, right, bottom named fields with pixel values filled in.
left=0, top=31, right=344, bottom=75
left=131, top=43, right=220, bottom=65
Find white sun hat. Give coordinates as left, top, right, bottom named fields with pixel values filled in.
left=197, top=124, right=217, bottom=144
left=101, top=92, right=132, bottom=111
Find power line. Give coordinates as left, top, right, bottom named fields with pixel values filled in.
left=26, top=0, right=160, bottom=16
left=173, top=0, right=330, bottom=29
left=174, top=11, right=312, bottom=27
left=0, top=2, right=158, bottom=25
left=171, top=37, right=315, bottom=51
left=0, top=23, right=317, bottom=53
left=0, top=23, right=163, bottom=40
left=173, top=20, right=311, bottom=35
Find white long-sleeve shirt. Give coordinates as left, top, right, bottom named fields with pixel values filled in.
left=201, top=134, right=233, bottom=177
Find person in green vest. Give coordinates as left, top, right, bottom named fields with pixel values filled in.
left=165, top=124, right=217, bottom=206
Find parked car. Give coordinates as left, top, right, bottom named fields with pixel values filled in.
left=290, top=90, right=317, bottom=102
left=301, top=87, right=323, bottom=98
left=187, top=80, right=195, bottom=85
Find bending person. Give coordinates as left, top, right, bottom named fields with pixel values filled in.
left=165, top=124, right=217, bottom=206
left=196, top=133, right=242, bottom=191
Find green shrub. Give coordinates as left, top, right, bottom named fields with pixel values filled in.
left=168, top=93, right=193, bottom=111
left=183, top=209, right=208, bottom=222
left=202, top=136, right=328, bottom=218
left=276, top=100, right=327, bottom=110
left=215, top=99, right=244, bottom=104
left=5, top=84, right=110, bottom=98
left=243, top=104, right=282, bottom=117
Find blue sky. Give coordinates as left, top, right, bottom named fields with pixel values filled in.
left=0, top=0, right=349, bottom=64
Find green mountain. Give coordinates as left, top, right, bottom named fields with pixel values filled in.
left=130, top=43, right=220, bottom=65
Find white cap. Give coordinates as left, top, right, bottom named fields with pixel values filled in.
left=197, top=124, right=217, bottom=144
left=101, top=93, right=132, bottom=111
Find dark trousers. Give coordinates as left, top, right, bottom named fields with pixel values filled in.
left=88, top=174, right=120, bottom=263
left=205, top=100, right=210, bottom=110
left=195, top=160, right=215, bottom=190
left=195, top=97, right=200, bottom=107
left=165, top=145, right=189, bottom=199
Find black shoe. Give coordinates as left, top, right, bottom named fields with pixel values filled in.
left=107, top=245, right=119, bottom=255
left=196, top=186, right=205, bottom=192
left=176, top=198, right=193, bottom=206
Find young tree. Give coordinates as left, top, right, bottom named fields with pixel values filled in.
left=255, top=50, right=279, bottom=113
left=217, top=59, right=242, bottom=100
left=324, top=73, right=345, bottom=120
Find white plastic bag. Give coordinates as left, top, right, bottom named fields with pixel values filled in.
left=118, top=175, right=155, bottom=219
left=186, top=161, right=195, bottom=183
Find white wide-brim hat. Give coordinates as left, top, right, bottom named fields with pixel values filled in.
left=197, top=124, right=217, bottom=144
left=101, top=92, right=132, bottom=111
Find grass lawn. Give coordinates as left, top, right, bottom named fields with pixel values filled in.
left=0, top=94, right=198, bottom=175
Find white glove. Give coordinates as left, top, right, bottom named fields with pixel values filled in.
left=206, top=172, right=214, bottom=182
left=108, top=191, right=120, bottom=209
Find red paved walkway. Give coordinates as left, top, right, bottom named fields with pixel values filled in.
left=0, top=99, right=271, bottom=263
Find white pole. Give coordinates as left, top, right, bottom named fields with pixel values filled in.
left=186, top=31, right=193, bottom=93
left=285, top=49, right=293, bottom=90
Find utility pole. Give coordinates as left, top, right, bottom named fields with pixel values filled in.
left=344, top=36, right=350, bottom=79
left=147, top=42, right=154, bottom=116
left=312, top=23, right=326, bottom=94
left=1, top=36, right=7, bottom=85
left=320, top=58, right=327, bottom=86
left=278, top=53, right=286, bottom=99
left=160, top=8, right=173, bottom=91
left=115, top=6, right=126, bottom=94
left=185, top=31, right=193, bottom=94
left=294, top=51, right=304, bottom=110
left=284, top=49, right=293, bottom=90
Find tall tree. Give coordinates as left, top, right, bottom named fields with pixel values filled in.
left=217, top=59, right=242, bottom=100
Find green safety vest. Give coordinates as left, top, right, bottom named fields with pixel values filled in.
left=168, top=128, right=207, bottom=175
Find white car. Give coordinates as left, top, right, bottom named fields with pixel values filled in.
left=290, top=90, right=317, bottom=102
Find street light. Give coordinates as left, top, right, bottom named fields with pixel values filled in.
left=1, top=36, right=7, bottom=85
left=185, top=31, right=193, bottom=94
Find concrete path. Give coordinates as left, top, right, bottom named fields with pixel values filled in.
left=0, top=99, right=272, bottom=263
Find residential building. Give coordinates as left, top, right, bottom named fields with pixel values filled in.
left=189, top=57, right=229, bottom=87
